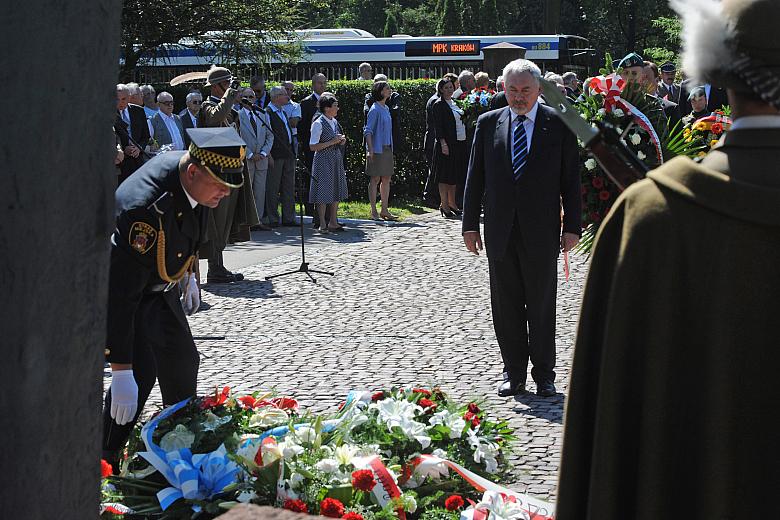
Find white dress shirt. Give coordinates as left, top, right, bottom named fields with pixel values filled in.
left=182, top=185, right=198, bottom=208
left=282, top=100, right=302, bottom=136
left=510, top=100, right=540, bottom=152
left=188, top=110, right=198, bottom=128
left=159, top=112, right=185, bottom=150
left=447, top=100, right=467, bottom=141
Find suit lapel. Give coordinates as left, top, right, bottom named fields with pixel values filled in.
left=495, top=107, right=512, bottom=175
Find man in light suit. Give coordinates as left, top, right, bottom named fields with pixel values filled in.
left=462, top=58, right=581, bottom=398
left=238, top=88, right=274, bottom=231
left=180, top=91, right=202, bottom=147
left=149, top=91, right=186, bottom=151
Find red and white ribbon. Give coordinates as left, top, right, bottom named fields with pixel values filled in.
left=353, top=455, right=407, bottom=520
left=412, top=455, right=555, bottom=519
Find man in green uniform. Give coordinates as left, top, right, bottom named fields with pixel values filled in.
left=198, top=66, right=258, bottom=283
left=556, top=0, right=780, bottom=518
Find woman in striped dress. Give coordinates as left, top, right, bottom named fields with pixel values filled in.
left=308, top=92, right=348, bottom=233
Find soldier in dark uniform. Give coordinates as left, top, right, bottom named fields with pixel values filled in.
left=102, top=128, right=246, bottom=470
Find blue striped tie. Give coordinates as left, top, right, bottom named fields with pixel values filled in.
left=512, top=115, right=528, bottom=182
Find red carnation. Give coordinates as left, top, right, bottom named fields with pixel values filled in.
left=371, top=391, right=386, bottom=402
left=445, top=495, right=465, bottom=511
left=320, top=498, right=345, bottom=518
left=100, top=459, right=113, bottom=478
left=592, top=176, right=604, bottom=189
left=343, top=513, right=365, bottom=520
left=284, top=499, right=309, bottom=514
left=412, top=388, right=432, bottom=397
left=463, top=411, right=480, bottom=427
left=589, top=212, right=602, bottom=223
left=419, top=398, right=437, bottom=411
left=598, top=190, right=611, bottom=201
left=711, top=122, right=724, bottom=135
left=351, top=469, right=377, bottom=492
left=467, top=403, right=480, bottom=414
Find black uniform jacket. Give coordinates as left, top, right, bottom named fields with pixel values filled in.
left=106, top=151, right=207, bottom=364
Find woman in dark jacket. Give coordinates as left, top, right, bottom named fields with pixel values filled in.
left=431, top=76, right=468, bottom=218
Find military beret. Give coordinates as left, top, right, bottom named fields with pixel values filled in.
left=618, top=52, right=644, bottom=69
left=187, top=127, right=246, bottom=188
left=660, top=61, right=676, bottom=73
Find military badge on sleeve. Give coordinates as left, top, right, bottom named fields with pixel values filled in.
left=128, top=222, right=157, bottom=254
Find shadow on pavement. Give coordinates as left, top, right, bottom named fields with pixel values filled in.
left=511, top=392, right=565, bottom=424
left=202, top=278, right=279, bottom=299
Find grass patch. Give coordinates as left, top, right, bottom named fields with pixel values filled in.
left=337, top=199, right=434, bottom=220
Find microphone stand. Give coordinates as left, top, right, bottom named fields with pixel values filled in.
left=239, top=99, right=333, bottom=284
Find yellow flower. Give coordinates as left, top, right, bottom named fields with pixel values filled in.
left=697, top=151, right=707, bottom=157
left=685, top=136, right=692, bottom=143
left=683, top=128, right=691, bottom=137
left=710, top=139, right=719, bottom=147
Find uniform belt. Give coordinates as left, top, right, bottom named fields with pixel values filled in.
left=145, top=281, right=178, bottom=294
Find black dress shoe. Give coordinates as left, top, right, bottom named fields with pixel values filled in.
left=230, top=272, right=244, bottom=281
left=536, top=381, right=557, bottom=397
left=207, top=274, right=234, bottom=284
left=498, top=373, right=526, bottom=397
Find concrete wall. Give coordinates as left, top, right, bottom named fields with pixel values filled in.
left=0, top=1, right=120, bottom=517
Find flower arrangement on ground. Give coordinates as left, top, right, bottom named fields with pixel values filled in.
left=100, top=386, right=554, bottom=520
left=455, top=87, right=496, bottom=128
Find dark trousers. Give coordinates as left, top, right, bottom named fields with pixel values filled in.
left=102, top=291, right=199, bottom=455
left=206, top=187, right=240, bottom=273
left=487, top=221, right=558, bottom=384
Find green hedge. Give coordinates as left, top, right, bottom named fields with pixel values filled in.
left=154, top=79, right=437, bottom=200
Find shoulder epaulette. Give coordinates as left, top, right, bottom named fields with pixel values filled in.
left=147, top=191, right=173, bottom=216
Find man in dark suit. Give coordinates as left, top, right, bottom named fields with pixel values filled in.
left=462, top=59, right=581, bottom=398
left=115, top=83, right=152, bottom=185
left=102, top=127, right=244, bottom=472
left=179, top=91, right=202, bottom=147
left=298, top=73, right=328, bottom=226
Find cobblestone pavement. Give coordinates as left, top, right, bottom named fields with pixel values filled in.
left=106, top=212, right=588, bottom=503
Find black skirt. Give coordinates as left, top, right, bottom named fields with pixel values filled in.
left=431, top=138, right=468, bottom=186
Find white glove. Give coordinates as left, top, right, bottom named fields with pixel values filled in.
left=181, top=273, right=200, bottom=315
left=110, top=370, right=138, bottom=425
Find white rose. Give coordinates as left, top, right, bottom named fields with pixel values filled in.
left=289, top=472, right=305, bottom=490
left=315, top=458, right=340, bottom=474
left=612, top=108, right=625, bottom=117
left=282, top=442, right=304, bottom=459
left=584, top=158, right=597, bottom=170
left=237, top=490, right=258, bottom=503
left=159, top=424, right=195, bottom=452
left=630, top=133, right=641, bottom=145
left=637, top=151, right=647, bottom=160
left=597, top=108, right=606, bottom=116
left=295, top=426, right=318, bottom=445
left=402, top=495, right=417, bottom=513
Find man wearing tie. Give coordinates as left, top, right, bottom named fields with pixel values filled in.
left=115, top=83, right=152, bottom=185
left=180, top=91, right=202, bottom=147
left=657, top=62, right=681, bottom=103
left=462, top=59, right=581, bottom=398
left=266, top=86, right=297, bottom=227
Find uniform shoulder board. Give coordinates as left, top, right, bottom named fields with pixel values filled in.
left=147, top=191, right=174, bottom=217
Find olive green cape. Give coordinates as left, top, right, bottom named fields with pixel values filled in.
left=556, top=128, right=780, bottom=519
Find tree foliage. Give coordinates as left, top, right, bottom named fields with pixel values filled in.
left=437, top=0, right=462, bottom=36
left=119, top=0, right=303, bottom=81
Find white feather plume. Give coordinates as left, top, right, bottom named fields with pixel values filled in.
left=670, top=0, right=735, bottom=84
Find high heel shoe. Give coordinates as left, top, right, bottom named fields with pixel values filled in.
left=440, top=207, right=455, bottom=219
left=450, top=207, right=463, bottom=216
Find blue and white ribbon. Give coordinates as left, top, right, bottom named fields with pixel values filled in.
left=138, top=398, right=241, bottom=510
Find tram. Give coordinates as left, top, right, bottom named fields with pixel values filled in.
left=131, top=29, right=594, bottom=83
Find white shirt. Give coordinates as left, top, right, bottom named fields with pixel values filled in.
left=447, top=100, right=467, bottom=141
left=159, top=112, right=185, bottom=150
left=268, top=104, right=292, bottom=142
left=309, top=115, right=338, bottom=146
left=730, top=115, right=780, bottom=130
left=282, top=100, right=301, bottom=136
left=182, top=185, right=198, bottom=208
left=510, top=100, right=539, bottom=152
left=187, top=110, right=198, bottom=128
